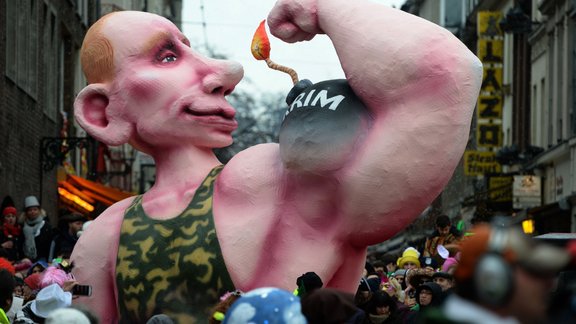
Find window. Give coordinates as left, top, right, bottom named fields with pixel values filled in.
left=5, top=0, right=38, bottom=99
left=444, top=0, right=463, bottom=28
left=43, top=4, right=61, bottom=121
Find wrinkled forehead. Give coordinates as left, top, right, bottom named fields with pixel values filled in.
left=101, top=11, right=185, bottom=58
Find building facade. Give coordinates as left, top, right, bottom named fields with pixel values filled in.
left=401, top=0, right=576, bottom=236
left=0, top=0, right=99, bottom=222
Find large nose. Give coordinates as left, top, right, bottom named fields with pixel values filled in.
left=201, top=58, right=244, bottom=95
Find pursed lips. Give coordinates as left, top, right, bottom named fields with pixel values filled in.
left=181, top=104, right=238, bottom=130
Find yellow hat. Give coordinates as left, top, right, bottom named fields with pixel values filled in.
left=397, top=247, right=421, bottom=268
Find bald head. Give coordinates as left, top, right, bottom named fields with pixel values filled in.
left=81, top=11, right=182, bottom=84
left=81, top=13, right=116, bottom=84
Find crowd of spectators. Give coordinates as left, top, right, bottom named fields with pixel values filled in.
left=0, top=195, right=574, bottom=323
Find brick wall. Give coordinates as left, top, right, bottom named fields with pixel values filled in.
left=0, top=0, right=95, bottom=223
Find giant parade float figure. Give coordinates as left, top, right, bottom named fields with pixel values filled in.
left=70, top=0, right=483, bottom=322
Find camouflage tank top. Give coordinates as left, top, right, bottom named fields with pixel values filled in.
left=115, top=166, right=234, bottom=323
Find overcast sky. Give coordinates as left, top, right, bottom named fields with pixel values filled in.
left=181, top=0, right=406, bottom=95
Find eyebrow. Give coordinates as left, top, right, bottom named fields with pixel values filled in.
left=142, top=31, right=189, bottom=55
left=142, top=31, right=171, bottom=55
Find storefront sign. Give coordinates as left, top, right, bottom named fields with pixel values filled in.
left=477, top=123, right=503, bottom=148
left=477, top=39, right=503, bottom=64
left=477, top=11, right=503, bottom=38
left=513, top=175, right=542, bottom=209
left=464, top=151, right=502, bottom=176
left=475, top=11, right=503, bottom=153
left=489, top=176, right=512, bottom=202
left=477, top=94, right=503, bottom=119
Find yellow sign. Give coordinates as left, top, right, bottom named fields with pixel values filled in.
left=478, top=11, right=503, bottom=38
left=477, top=94, right=503, bottom=119
left=464, top=151, right=502, bottom=176
left=477, top=39, right=503, bottom=64
left=489, top=176, right=512, bottom=202
left=477, top=123, right=503, bottom=148
left=481, top=66, right=503, bottom=93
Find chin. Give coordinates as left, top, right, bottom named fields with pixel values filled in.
left=206, top=136, right=233, bottom=149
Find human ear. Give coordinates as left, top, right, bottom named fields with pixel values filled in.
left=74, top=84, right=133, bottom=146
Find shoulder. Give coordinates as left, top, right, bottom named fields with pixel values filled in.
left=71, top=196, right=136, bottom=262
left=41, top=220, right=52, bottom=230
left=217, top=143, right=282, bottom=191
left=80, top=197, right=136, bottom=238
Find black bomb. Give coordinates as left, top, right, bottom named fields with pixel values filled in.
left=279, top=79, right=371, bottom=173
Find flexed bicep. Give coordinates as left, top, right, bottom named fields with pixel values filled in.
left=309, top=0, right=482, bottom=243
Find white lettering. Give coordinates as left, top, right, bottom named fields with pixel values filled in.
left=303, top=89, right=316, bottom=106
left=289, top=92, right=306, bottom=112
left=311, top=90, right=345, bottom=111
left=285, top=89, right=346, bottom=118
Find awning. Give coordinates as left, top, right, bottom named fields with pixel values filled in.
left=58, top=175, right=134, bottom=215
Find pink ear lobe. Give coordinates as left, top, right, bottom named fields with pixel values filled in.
left=83, top=93, right=109, bottom=128
left=74, top=84, right=133, bottom=146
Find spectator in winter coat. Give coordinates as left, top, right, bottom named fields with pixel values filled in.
left=49, top=213, right=87, bottom=261
left=0, top=206, right=23, bottom=261
left=21, top=197, right=53, bottom=262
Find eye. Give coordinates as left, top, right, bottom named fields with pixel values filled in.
left=161, top=54, right=177, bottom=63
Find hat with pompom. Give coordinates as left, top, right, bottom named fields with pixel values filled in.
left=397, top=247, right=421, bottom=268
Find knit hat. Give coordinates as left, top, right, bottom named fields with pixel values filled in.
left=24, top=273, right=43, bottom=291
left=454, top=224, right=571, bottom=282
left=397, top=247, right=421, bottom=268
left=296, top=272, right=323, bottom=296
left=441, top=254, right=460, bottom=273
left=420, top=256, right=438, bottom=270
left=24, top=196, right=40, bottom=209
left=2, top=206, right=17, bottom=216
left=392, top=269, right=407, bottom=277
left=358, top=276, right=382, bottom=293
left=432, top=271, right=454, bottom=280
left=27, top=260, right=49, bottom=276
left=30, top=283, right=72, bottom=318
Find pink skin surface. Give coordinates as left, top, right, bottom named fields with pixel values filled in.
left=71, top=0, right=482, bottom=322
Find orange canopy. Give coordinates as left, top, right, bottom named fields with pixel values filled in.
left=58, top=175, right=134, bottom=216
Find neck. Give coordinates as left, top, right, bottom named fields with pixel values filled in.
left=148, top=145, right=221, bottom=193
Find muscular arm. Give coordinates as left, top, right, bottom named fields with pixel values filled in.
left=268, top=0, right=482, bottom=245
left=70, top=198, right=134, bottom=323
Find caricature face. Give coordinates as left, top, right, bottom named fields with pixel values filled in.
left=100, top=12, right=244, bottom=152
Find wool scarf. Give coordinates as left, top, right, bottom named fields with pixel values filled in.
left=368, top=313, right=390, bottom=324
left=3, top=222, right=21, bottom=237
left=23, top=216, right=44, bottom=260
